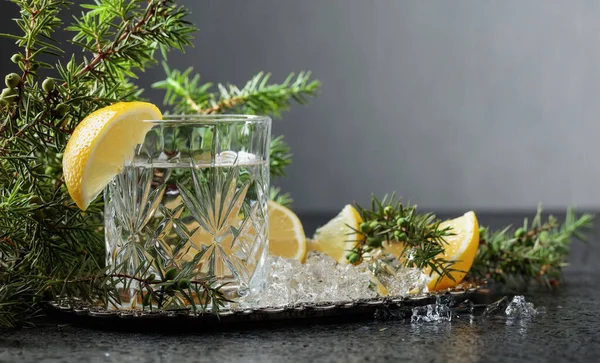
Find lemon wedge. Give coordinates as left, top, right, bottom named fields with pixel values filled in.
left=428, top=211, right=479, bottom=291
left=268, top=200, right=307, bottom=262
left=312, top=204, right=363, bottom=264
left=306, top=238, right=322, bottom=253
left=62, top=102, right=162, bottom=210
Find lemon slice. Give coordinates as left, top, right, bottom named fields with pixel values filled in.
left=306, top=238, right=322, bottom=253
left=268, top=200, right=307, bottom=262
left=63, top=102, right=162, bottom=210
left=428, top=211, right=479, bottom=291
left=313, top=204, right=363, bottom=264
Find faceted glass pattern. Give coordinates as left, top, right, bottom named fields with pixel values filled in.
left=104, top=115, right=271, bottom=308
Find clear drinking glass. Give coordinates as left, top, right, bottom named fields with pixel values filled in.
left=104, top=115, right=271, bottom=309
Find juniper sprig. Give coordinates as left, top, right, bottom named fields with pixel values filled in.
left=0, top=0, right=318, bottom=328
left=471, top=206, right=594, bottom=287
left=349, top=194, right=456, bottom=285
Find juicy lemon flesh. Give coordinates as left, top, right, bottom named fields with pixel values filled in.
left=63, top=102, right=162, bottom=210
left=427, top=211, right=479, bottom=291
left=313, top=204, right=363, bottom=264
left=268, top=200, right=307, bottom=262
left=306, top=238, right=322, bottom=253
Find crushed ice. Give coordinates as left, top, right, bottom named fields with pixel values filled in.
left=408, top=295, right=545, bottom=323
left=239, top=253, right=545, bottom=324
left=481, top=295, right=546, bottom=319
left=241, top=252, right=429, bottom=308
left=504, top=295, right=546, bottom=318
left=411, top=303, right=453, bottom=323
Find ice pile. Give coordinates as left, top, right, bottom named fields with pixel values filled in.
left=241, top=252, right=428, bottom=308
left=239, top=252, right=547, bottom=323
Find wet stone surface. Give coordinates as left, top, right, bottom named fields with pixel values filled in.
left=1, top=212, right=600, bottom=363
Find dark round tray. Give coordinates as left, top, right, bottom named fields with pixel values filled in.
left=46, top=287, right=484, bottom=331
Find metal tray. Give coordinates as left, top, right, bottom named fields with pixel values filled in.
left=46, top=286, right=484, bottom=331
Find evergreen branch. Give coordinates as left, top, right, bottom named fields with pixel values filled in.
left=346, top=194, right=455, bottom=286
left=151, top=63, right=211, bottom=114
left=0, top=0, right=68, bottom=136
left=270, top=135, right=292, bottom=178
left=67, top=0, right=194, bottom=83
left=469, top=206, right=594, bottom=287
left=205, top=72, right=321, bottom=116
left=269, top=187, right=293, bottom=208
left=152, top=66, right=321, bottom=117
left=0, top=260, right=228, bottom=327
left=0, top=0, right=321, bottom=328
left=1, top=0, right=195, bottom=149
left=0, top=0, right=201, bottom=328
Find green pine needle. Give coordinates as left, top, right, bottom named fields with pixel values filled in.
left=0, top=0, right=217, bottom=328
left=470, top=206, right=594, bottom=287
left=152, top=63, right=321, bottom=117
left=269, top=135, right=293, bottom=178
left=0, top=0, right=318, bottom=328
left=269, top=187, right=293, bottom=208
left=349, top=194, right=456, bottom=286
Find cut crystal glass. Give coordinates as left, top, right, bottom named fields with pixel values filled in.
left=104, top=115, right=271, bottom=309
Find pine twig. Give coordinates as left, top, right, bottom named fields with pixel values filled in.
left=206, top=72, right=321, bottom=116
left=343, top=194, right=455, bottom=286
left=269, top=135, right=293, bottom=178
left=269, top=187, right=293, bottom=208
left=153, top=67, right=321, bottom=117
left=469, top=206, right=594, bottom=287
left=0, top=0, right=197, bottom=328
left=70, top=0, right=160, bottom=82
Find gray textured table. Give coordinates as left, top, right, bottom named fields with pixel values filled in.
left=1, top=212, right=599, bottom=363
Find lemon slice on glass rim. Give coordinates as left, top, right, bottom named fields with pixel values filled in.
left=62, top=101, right=162, bottom=210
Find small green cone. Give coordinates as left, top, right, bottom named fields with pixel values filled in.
left=42, top=78, right=55, bottom=93
left=177, top=278, right=190, bottom=289
left=359, top=222, right=371, bottom=234
left=10, top=54, right=23, bottom=64
left=142, top=293, right=152, bottom=306
left=394, top=231, right=407, bottom=241
left=28, top=196, right=43, bottom=205
left=384, top=206, right=393, bottom=217
left=1, top=88, right=17, bottom=103
left=164, top=268, right=178, bottom=281
left=54, top=103, right=68, bottom=117
left=5, top=73, right=20, bottom=88
left=347, top=252, right=360, bottom=264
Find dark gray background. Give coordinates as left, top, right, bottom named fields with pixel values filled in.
left=2, top=0, right=599, bottom=213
